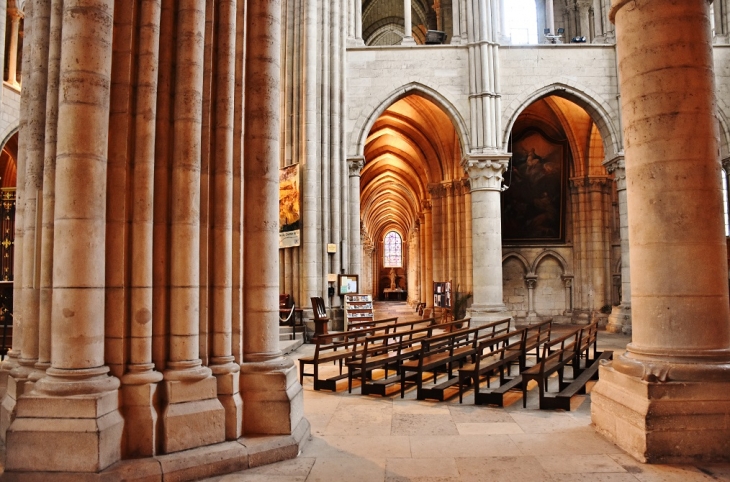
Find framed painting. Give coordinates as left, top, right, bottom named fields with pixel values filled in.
left=501, top=128, right=567, bottom=242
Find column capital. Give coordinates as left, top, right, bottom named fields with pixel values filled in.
left=722, top=156, right=730, bottom=173
left=428, top=183, right=445, bottom=198
left=461, top=153, right=511, bottom=192
left=603, top=152, right=626, bottom=189
left=421, top=199, right=432, bottom=212
left=7, top=7, right=23, bottom=20
left=347, top=156, right=365, bottom=177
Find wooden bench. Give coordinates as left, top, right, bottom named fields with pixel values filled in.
left=345, top=318, right=451, bottom=396
left=539, top=349, right=613, bottom=410
left=404, top=317, right=513, bottom=401
left=298, top=329, right=377, bottom=391
left=347, top=316, right=399, bottom=331
left=521, top=328, right=580, bottom=408
left=519, top=318, right=553, bottom=371
left=457, top=328, right=524, bottom=403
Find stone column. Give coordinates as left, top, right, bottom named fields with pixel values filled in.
left=355, top=0, right=363, bottom=42
left=422, top=201, right=433, bottom=306
left=562, top=275, right=574, bottom=314
left=604, top=154, right=631, bottom=334
left=714, top=0, right=729, bottom=43
left=546, top=0, right=555, bottom=36
left=161, top=0, right=224, bottom=455
left=18, top=0, right=51, bottom=382
left=348, top=157, right=364, bottom=277
left=576, top=0, right=592, bottom=39
left=463, top=155, right=511, bottom=325
left=241, top=0, right=304, bottom=437
left=401, top=0, right=416, bottom=44
left=451, top=0, right=462, bottom=44
left=6, top=0, right=124, bottom=474
left=592, top=0, right=730, bottom=463
left=120, top=0, right=163, bottom=458
left=6, top=8, right=21, bottom=87
left=209, top=0, right=242, bottom=442
left=525, top=275, right=538, bottom=322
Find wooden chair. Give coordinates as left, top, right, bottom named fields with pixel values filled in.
left=311, top=297, right=329, bottom=338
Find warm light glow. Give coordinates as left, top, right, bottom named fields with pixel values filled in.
left=504, top=0, right=538, bottom=44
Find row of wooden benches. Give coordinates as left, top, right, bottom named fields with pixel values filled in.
left=297, top=316, right=611, bottom=409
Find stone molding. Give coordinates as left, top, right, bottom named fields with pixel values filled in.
left=603, top=153, right=627, bottom=190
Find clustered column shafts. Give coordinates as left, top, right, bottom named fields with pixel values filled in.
left=244, top=0, right=283, bottom=363
left=165, top=0, right=210, bottom=381
left=35, top=0, right=62, bottom=380
left=126, top=0, right=163, bottom=383
left=35, top=0, right=118, bottom=394
left=6, top=7, right=21, bottom=86
left=18, top=0, right=50, bottom=378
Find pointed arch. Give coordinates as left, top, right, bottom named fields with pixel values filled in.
left=531, top=250, right=570, bottom=276
left=717, top=99, right=730, bottom=159
left=502, top=252, right=532, bottom=275
left=354, top=82, right=471, bottom=159
left=503, top=80, right=621, bottom=159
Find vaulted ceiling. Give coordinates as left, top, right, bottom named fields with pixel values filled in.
left=361, top=93, right=463, bottom=243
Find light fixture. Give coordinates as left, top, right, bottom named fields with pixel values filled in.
left=544, top=27, right=564, bottom=44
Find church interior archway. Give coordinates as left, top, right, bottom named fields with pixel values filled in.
left=502, top=95, right=618, bottom=323
left=361, top=93, right=470, bottom=311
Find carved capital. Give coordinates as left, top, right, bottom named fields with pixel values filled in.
left=603, top=153, right=627, bottom=190
left=461, top=153, right=511, bottom=192
left=562, top=275, right=573, bottom=289
left=525, top=275, right=538, bottom=290
left=347, top=157, right=365, bottom=177
left=428, top=183, right=445, bottom=199
left=421, top=199, right=432, bottom=212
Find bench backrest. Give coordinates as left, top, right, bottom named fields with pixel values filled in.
left=474, top=328, right=526, bottom=367
left=537, top=329, right=579, bottom=373
left=522, top=318, right=553, bottom=352
left=311, top=297, right=328, bottom=321
left=347, top=316, right=398, bottom=331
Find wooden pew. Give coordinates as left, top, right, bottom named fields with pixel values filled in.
left=298, top=329, right=376, bottom=391
left=457, top=328, right=524, bottom=403
left=521, top=328, right=580, bottom=408
left=519, top=318, right=553, bottom=371
left=345, top=318, right=456, bottom=396
left=407, top=317, right=513, bottom=401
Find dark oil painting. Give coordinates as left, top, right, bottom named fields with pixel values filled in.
left=501, top=129, right=566, bottom=242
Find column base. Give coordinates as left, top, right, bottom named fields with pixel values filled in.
left=121, top=371, right=163, bottom=458
left=161, top=375, right=226, bottom=454
left=240, top=358, right=303, bottom=435
left=212, top=365, right=244, bottom=440
left=606, top=303, right=632, bottom=334
left=0, top=373, right=29, bottom=442
left=400, top=36, right=417, bottom=45
left=6, top=389, right=124, bottom=472
left=346, top=37, right=365, bottom=47
left=591, top=363, right=730, bottom=463
left=467, top=304, right=512, bottom=327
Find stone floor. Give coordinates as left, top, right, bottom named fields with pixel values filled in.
left=204, top=302, right=730, bottom=482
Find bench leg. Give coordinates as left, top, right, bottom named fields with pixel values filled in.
left=313, top=364, right=320, bottom=391
left=299, top=362, right=305, bottom=385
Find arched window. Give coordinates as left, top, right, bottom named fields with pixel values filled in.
left=383, top=231, right=402, bottom=268
left=504, top=0, right=538, bottom=44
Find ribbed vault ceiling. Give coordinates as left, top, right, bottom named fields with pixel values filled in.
left=362, top=94, right=462, bottom=242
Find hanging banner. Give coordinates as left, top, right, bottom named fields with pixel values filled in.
left=279, top=164, right=301, bottom=248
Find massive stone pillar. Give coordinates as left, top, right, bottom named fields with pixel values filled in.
left=592, top=0, right=730, bottom=463
left=348, top=157, right=364, bottom=277
left=463, top=155, right=511, bottom=325
left=161, top=0, right=225, bottom=454
left=6, top=0, right=125, bottom=473
left=604, top=154, right=631, bottom=334
left=241, top=0, right=304, bottom=436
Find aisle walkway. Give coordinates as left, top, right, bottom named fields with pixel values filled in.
left=204, top=303, right=730, bottom=482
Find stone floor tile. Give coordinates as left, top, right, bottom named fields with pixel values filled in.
left=305, top=457, right=386, bottom=482
left=392, top=399, right=451, bottom=415
left=455, top=455, right=556, bottom=482
left=545, top=474, right=641, bottom=482
left=537, top=454, right=628, bottom=473
left=200, top=457, right=315, bottom=482
left=385, top=457, right=459, bottom=482
left=323, top=403, right=393, bottom=436
left=410, top=434, right=523, bottom=458
left=607, top=454, right=721, bottom=481
left=391, top=413, right=459, bottom=436
left=455, top=422, right=524, bottom=435
left=448, top=404, right=515, bottom=423
left=307, top=435, right=412, bottom=460
left=509, top=430, right=625, bottom=456
left=508, top=409, right=594, bottom=434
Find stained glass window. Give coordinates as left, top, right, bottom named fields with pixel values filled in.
left=383, top=231, right=402, bottom=268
